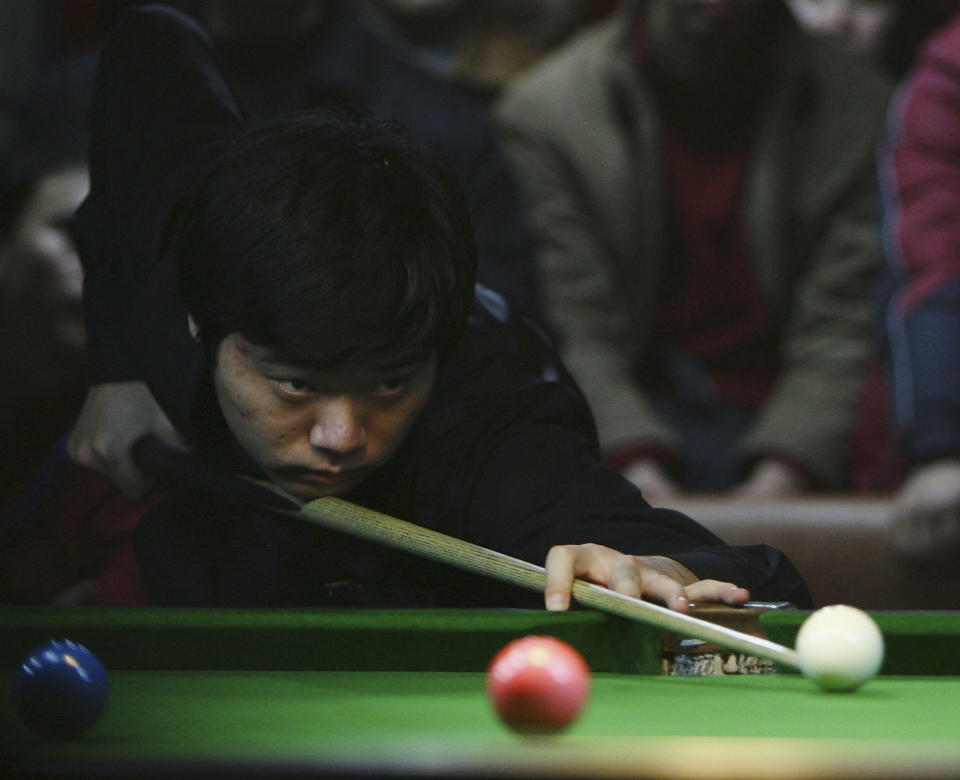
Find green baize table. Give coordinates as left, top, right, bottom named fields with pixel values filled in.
left=2, top=608, right=960, bottom=779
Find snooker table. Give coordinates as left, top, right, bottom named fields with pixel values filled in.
left=2, top=607, right=960, bottom=779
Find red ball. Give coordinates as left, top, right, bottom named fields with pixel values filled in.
left=486, top=635, right=590, bottom=734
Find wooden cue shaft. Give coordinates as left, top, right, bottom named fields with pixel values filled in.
left=296, top=496, right=801, bottom=669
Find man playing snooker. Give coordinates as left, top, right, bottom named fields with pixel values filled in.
left=19, top=5, right=810, bottom=611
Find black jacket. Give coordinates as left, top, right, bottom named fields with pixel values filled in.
left=134, top=286, right=810, bottom=607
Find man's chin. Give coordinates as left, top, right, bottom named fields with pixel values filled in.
left=276, top=473, right=365, bottom=502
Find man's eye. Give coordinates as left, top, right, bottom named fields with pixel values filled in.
left=373, top=377, right=408, bottom=397
left=275, top=378, right=313, bottom=396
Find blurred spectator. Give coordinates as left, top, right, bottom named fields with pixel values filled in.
left=786, top=0, right=955, bottom=78
left=881, top=11, right=960, bottom=559
left=0, top=56, right=95, bottom=515
left=0, top=1, right=132, bottom=157
left=787, top=0, right=956, bottom=496
left=0, top=2, right=42, bottom=155
left=497, top=0, right=891, bottom=503
left=360, top=0, right=606, bottom=102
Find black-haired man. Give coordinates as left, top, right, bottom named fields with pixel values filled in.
left=16, top=5, right=810, bottom=610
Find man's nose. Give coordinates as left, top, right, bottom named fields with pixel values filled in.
left=309, top=397, right=368, bottom=457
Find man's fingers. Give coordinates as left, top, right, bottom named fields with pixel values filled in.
left=110, top=460, right=153, bottom=500
left=67, top=427, right=98, bottom=470
left=69, top=430, right=154, bottom=499
left=546, top=543, right=688, bottom=613
left=623, top=460, right=680, bottom=505
left=897, top=512, right=960, bottom=561
left=544, top=545, right=751, bottom=615
left=684, top=579, right=751, bottom=606
left=638, top=571, right=689, bottom=612
left=66, top=381, right=186, bottom=496
left=66, top=428, right=82, bottom=463
left=544, top=545, right=577, bottom=611
left=606, top=558, right=644, bottom=601
left=545, top=543, right=640, bottom=611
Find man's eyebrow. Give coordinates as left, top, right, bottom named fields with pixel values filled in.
left=254, top=348, right=426, bottom=372
left=255, top=353, right=337, bottom=371
left=247, top=348, right=328, bottom=371
left=372, top=354, right=431, bottom=371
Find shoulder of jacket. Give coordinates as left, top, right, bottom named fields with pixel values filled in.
left=798, top=34, right=894, bottom=117
left=496, top=15, right=628, bottom=121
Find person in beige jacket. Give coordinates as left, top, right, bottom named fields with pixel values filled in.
left=496, top=0, right=891, bottom=503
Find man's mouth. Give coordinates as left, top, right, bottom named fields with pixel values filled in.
left=300, top=470, right=356, bottom=485
left=277, top=466, right=366, bottom=489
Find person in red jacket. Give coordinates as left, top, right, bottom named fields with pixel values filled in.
left=882, top=10, right=960, bottom=560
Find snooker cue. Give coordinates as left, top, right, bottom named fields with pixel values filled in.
left=130, top=435, right=800, bottom=669
left=296, top=496, right=802, bottom=670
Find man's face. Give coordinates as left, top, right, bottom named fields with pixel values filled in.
left=786, top=0, right=895, bottom=56
left=1, top=164, right=88, bottom=350
left=644, top=0, right=776, bottom=85
left=212, top=333, right=437, bottom=500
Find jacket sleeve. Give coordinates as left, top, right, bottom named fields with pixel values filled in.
left=495, top=78, right=681, bottom=458
left=445, top=402, right=811, bottom=605
left=740, top=151, right=882, bottom=487
left=735, top=43, right=891, bottom=488
left=75, top=4, right=245, bottom=383
left=417, top=298, right=811, bottom=606
left=881, top=15, right=960, bottom=466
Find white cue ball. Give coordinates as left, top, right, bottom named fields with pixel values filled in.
left=795, top=605, right=885, bottom=692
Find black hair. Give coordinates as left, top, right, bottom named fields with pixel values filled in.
left=175, top=108, right=477, bottom=365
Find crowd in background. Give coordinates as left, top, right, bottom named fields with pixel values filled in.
left=2, top=0, right=960, bottom=566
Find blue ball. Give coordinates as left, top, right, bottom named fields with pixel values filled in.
left=12, top=639, right=109, bottom=740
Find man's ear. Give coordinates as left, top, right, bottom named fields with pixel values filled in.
left=187, top=315, right=200, bottom=341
